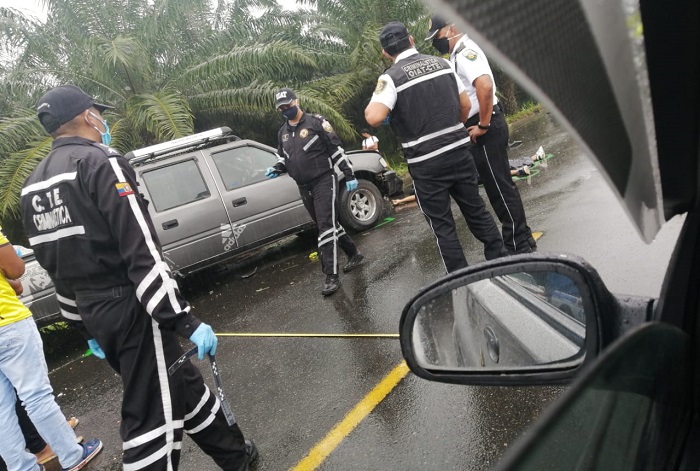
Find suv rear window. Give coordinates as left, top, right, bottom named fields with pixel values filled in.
left=211, top=146, right=277, bottom=191
left=141, top=159, right=210, bottom=212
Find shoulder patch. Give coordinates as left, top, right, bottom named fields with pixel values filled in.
left=115, top=182, right=135, bottom=197
left=321, top=120, right=333, bottom=133
left=463, top=49, right=478, bottom=61
left=374, top=79, right=387, bottom=95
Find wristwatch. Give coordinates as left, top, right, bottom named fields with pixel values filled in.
left=477, top=122, right=491, bottom=130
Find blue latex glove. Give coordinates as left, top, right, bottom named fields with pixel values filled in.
left=345, top=179, right=358, bottom=192
left=87, top=339, right=105, bottom=359
left=265, top=167, right=279, bottom=178
left=189, top=323, right=218, bottom=360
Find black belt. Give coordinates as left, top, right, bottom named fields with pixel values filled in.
left=465, top=104, right=501, bottom=128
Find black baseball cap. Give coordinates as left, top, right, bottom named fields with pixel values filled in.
left=36, top=85, right=113, bottom=133
left=275, top=88, right=297, bottom=109
left=425, top=16, right=450, bottom=40
left=379, top=21, right=410, bottom=51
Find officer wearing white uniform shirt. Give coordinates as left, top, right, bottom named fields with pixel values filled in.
left=365, top=21, right=506, bottom=273
left=427, top=16, right=536, bottom=254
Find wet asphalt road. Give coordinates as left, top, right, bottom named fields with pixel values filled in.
left=39, top=110, right=681, bottom=470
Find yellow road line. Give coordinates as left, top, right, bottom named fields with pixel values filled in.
left=291, top=361, right=410, bottom=471
left=216, top=333, right=399, bottom=338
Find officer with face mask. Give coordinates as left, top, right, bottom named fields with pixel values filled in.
left=266, top=88, right=365, bottom=296
left=21, top=85, right=258, bottom=470
left=365, top=22, right=507, bottom=273
left=427, top=16, right=537, bottom=254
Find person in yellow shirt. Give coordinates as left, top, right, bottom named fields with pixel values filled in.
left=0, top=227, right=103, bottom=470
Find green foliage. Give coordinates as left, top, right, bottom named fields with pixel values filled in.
left=505, top=102, right=543, bottom=124
left=0, top=0, right=435, bottom=226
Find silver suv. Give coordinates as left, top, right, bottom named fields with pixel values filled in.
left=23, top=127, right=403, bottom=326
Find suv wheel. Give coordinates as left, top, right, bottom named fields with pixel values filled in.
left=339, top=179, right=383, bottom=231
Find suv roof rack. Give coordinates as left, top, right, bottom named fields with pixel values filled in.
left=125, top=127, right=239, bottom=164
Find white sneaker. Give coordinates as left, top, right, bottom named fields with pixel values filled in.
left=517, top=165, right=531, bottom=176
left=535, top=146, right=545, bottom=161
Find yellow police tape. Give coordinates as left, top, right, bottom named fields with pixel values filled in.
left=216, top=332, right=399, bottom=338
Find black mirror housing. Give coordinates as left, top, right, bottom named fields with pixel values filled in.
left=399, top=254, right=640, bottom=386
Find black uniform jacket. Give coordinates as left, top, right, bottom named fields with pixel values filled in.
left=274, top=113, right=355, bottom=185
left=20, top=136, right=199, bottom=339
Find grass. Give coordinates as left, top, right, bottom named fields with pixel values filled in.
left=506, top=102, right=543, bottom=124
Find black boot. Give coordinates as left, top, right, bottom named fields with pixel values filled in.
left=322, top=275, right=340, bottom=296
left=343, top=252, right=365, bottom=273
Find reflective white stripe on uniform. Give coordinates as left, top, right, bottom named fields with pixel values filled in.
left=413, top=190, right=449, bottom=274
left=184, top=387, right=211, bottom=421
left=136, top=264, right=161, bottom=301
left=151, top=320, right=176, bottom=471
left=331, top=177, right=338, bottom=274
left=406, top=137, right=471, bottom=165
left=56, top=293, right=77, bottom=306
left=303, top=135, right=319, bottom=151
left=20, top=172, right=77, bottom=195
left=28, top=226, right=86, bottom=245
left=482, top=145, right=517, bottom=250
left=401, top=124, right=466, bottom=149
left=123, top=445, right=169, bottom=471
left=185, top=397, right=221, bottom=434
left=122, top=421, right=184, bottom=451
left=318, top=228, right=334, bottom=240
left=108, top=158, right=183, bottom=316
left=59, top=308, right=81, bottom=321
left=395, top=68, right=453, bottom=93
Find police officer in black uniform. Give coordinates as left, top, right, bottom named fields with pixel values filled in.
left=267, top=88, right=364, bottom=296
left=20, top=85, right=258, bottom=470
left=427, top=16, right=536, bottom=254
left=365, top=22, right=506, bottom=273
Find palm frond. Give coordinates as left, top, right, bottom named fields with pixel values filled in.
left=127, top=90, right=194, bottom=143
left=0, top=136, right=52, bottom=218
left=0, top=110, right=47, bottom=155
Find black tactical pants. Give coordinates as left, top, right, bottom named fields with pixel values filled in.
left=75, top=285, right=248, bottom=471
left=298, top=172, right=358, bottom=276
left=411, top=147, right=506, bottom=273
left=468, top=110, right=533, bottom=253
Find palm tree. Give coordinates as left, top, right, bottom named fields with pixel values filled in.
left=0, top=0, right=429, bottom=225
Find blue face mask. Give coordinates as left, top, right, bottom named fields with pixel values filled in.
left=281, top=106, right=298, bottom=120
left=87, top=111, right=112, bottom=146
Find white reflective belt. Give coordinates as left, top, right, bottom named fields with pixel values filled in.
left=406, top=137, right=471, bottom=165
left=401, top=123, right=465, bottom=149
left=395, top=68, right=453, bottom=93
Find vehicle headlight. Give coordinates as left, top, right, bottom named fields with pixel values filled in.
left=379, top=157, right=389, bottom=169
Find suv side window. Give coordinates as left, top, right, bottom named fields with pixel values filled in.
left=141, top=159, right=211, bottom=212
left=211, top=146, right=277, bottom=191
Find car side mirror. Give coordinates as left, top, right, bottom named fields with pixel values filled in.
left=399, top=255, right=614, bottom=386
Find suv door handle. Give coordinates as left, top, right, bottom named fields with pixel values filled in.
left=232, top=197, right=247, bottom=207
left=162, top=219, right=179, bottom=230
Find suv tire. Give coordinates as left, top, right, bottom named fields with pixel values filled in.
left=339, top=179, right=383, bottom=231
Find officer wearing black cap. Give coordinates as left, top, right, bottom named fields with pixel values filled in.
left=365, top=22, right=506, bottom=273
left=20, top=85, right=258, bottom=470
left=427, top=16, right=536, bottom=254
left=267, top=88, right=364, bottom=296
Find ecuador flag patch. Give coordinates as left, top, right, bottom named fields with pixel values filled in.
left=115, top=182, right=135, bottom=197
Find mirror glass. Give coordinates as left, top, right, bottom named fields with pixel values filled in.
left=411, top=270, right=588, bottom=371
